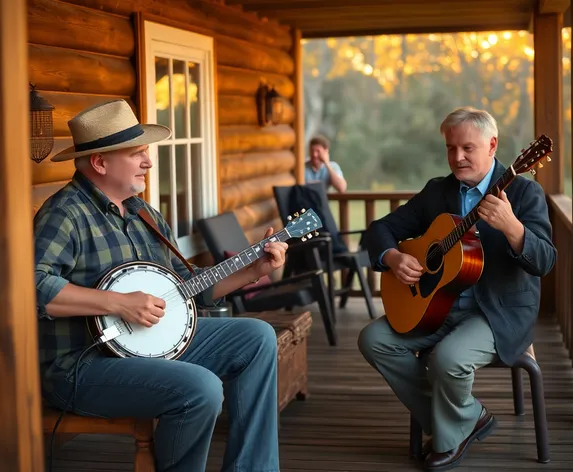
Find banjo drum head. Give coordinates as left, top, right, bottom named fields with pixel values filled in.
left=96, top=262, right=196, bottom=359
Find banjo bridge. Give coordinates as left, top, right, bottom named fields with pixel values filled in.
left=98, top=320, right=128, bottom=344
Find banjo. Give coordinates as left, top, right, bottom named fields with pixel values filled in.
left=86, top=208, right=323, bottom=360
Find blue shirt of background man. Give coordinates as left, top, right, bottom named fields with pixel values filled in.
left=304, top=160, right=344, bottom=188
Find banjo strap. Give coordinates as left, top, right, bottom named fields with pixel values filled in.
left=138, top=207, right=197, bottom=275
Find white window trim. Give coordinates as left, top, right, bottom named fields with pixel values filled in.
left=143, top=20, right=218, bottom=258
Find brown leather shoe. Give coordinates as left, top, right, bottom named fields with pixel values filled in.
left=424, top=407, right=496, bottom=471
left=421, top=438, right=433, bottom=460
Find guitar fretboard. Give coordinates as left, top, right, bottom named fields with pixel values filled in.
left=441, top=167, right=515, bottom=253
left=178, top=228, right=291, bottom=298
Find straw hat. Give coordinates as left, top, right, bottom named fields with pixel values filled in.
left=51, top=99, right=171, bottom=162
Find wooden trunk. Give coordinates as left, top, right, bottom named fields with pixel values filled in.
left=237, top=311, right=312, bottom=412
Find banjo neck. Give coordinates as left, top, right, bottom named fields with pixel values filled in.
left=180, top=229, right=292, bottom=299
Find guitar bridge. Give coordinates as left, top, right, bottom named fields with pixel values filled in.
left=409, top=284, right=418, bottom=297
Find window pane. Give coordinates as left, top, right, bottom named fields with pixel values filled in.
left=191, top=143, right=202, bottom=220
left=175, top=144, right=190, bottom=238
left=189, top=62, right=201, bottom=138
left=158, top=145, right=172, bottom=225
left=155, top=57, right=170, bottom=130
left=173, top=59, right=187, bottom=139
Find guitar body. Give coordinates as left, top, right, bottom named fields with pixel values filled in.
left=380, top=213, right=484, bottom=334
left=86, top=261, right=197, bottom=360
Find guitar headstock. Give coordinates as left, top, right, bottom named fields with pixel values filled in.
left=285, top=208, right=323, bottom=241
left=513, top=134, right=553, bottom=176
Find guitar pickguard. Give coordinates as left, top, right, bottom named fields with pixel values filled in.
left=418, top=265, right=444, bottom=298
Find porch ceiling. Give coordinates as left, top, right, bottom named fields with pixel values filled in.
left=223, top=0, right=570, bottom=37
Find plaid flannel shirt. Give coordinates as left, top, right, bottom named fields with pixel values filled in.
left=34, top=171, right=217, bottom=383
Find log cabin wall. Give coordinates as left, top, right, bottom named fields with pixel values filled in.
left=29, top=0, right=297, bottom=253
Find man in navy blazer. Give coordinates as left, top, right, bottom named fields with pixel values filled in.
left=358, top=106, right=556, bottom=472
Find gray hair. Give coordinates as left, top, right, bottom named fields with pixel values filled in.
left=440, top=106, right=498, bottom=141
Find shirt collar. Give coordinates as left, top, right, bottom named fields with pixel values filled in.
left=71, top=170, right=144, bottom=215
left=459, top=159, right=496, bottom=196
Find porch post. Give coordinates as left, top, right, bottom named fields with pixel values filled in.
left=0, top=0, right=45, bottom=470
left=533, top=11, right=564, bottom=314
left=292, top=28, right=305, bottom=184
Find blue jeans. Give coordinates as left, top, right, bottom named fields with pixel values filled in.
left=44, top=317, right=280, bottom=472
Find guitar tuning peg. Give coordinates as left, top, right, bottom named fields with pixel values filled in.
left=301, top=208, right=306, bottom=213
left=538, top=162, right=543, bottom=168
left=307, top=233, right=313, bottom=239
left=294, top=212, right=299, bottom=217
left=287, top=215, right=292, bottom=221
left=301, top=236, right=307, bottom=242
left=546, top=156, right=552, bottom=162
left=530, top=169, right=536, bottom=176
left=314, top=231, right=319, bottom=236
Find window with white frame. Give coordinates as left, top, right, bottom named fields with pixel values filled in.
left=143, top=21, right=218, bottom=258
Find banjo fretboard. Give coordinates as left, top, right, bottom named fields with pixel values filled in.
left=179, top=228, right=291, bottom=299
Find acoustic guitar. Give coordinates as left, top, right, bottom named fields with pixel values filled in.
left=380, top=135, right=553, bottom=334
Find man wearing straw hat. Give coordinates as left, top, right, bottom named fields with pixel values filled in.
left=34, top=99, right=286, bottom=472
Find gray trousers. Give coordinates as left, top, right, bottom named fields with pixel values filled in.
left=358, top=308, right=497, bottom=452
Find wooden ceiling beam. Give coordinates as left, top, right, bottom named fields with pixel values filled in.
left=259, top=9, right=531, bottom=23
left=538, top=0, right=570, bottom=13
left=302, top=21, right=530, bottom=38
left=235, top=1, right=530, bottom=14
left=225, top=0, right=526, bottom=6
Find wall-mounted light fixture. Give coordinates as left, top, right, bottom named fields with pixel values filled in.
left=256, top=82, right=284, bottom=127
left=29, top=82, right=55, bottom=163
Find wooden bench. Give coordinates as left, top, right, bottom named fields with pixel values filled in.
left=44, top=310, right=312, bottom=468
left=43, top=408, right=155, bottom=471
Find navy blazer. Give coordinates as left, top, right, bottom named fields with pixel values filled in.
left=364, top=159, right=557, bottom=365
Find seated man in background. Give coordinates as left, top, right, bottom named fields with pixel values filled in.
left=358, top=106, right=556, bottom=471
left=304, top=134, right=348, bottom=192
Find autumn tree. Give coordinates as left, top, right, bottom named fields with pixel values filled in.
left=303, top=30, right=571, bottom=193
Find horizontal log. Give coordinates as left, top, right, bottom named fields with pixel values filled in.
left=218, top=95, right=294, bottom=126
left=32, top=180, right=69, bottom=214
left=64, top=0, right=292, bottom=50
left=39, top=92, right=133, bottom=136
left=219, top=125, right=296, bottom=154
left=219, top=150, right=295, bottom=183
left=221, top=173, right=295, bottom=212
left=31, top=137, right=75, bottom=185
left=28, top=0, right=134, bottom=57
left=244, top=217, right=283, bottom=245
left=29, top=44, right=136, bottom=96
left=218, top=66, right=294, bottom=98
left=234, top=199, right=279, bottom=230
left=190, top=1, right=292, bottom=50
left=216, top=35, right=294, bottom=75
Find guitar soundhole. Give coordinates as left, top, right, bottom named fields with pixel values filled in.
left=425, top=243, right=443, bottom=272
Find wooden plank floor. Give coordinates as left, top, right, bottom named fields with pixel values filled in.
left=47, top=299, right=573, bottom=471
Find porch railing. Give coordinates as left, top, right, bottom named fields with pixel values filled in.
left=328, top=191, right=573, bottom=361
left=327, top=191, right=415, bottom=294
left=548, top=195, right=573, bottom=361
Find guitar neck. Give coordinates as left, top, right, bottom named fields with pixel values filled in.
left=442, top=166, right=516, bottom=252
left=181, top=228, right=291, bottom=298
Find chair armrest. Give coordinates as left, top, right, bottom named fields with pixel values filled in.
left=231, top=268, right=324, bottom=296
left=287, top=235, right=332, bottom=253
left=339, top=229, right=365, bottom=236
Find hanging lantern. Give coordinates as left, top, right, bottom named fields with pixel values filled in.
left=265, top=86, right=284, bottom=125
left=29, top=83, right=55, bottom=163
left=256, top=82, right=270, bottom=127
